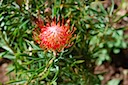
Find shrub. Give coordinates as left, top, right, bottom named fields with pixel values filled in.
left=0, top=0, right=127, bottom=84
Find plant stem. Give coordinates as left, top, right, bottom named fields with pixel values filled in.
left=39, top=56, right=56, bottom=77
left=25, top=55, right=56, bottom=85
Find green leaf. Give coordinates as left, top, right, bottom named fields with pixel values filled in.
left=107, top=79, right=120, bottom=85
left=6, top=80, right=26, bottom=84
left=109, top=0, right=114, bottom=16
left=113, top=49, right=120, bottom=54
left=71, top=60, right=85, bottom=66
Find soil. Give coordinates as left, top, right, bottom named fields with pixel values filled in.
left=0, top=62, right=10, bottom=84
left=0, top=48, right=11, bottom=84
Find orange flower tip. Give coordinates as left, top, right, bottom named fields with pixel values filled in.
left=33, top=17, right=76, bottom=54
left=34, top=17, right=44, bottom=28
left=66, top=42, right=74, bottom=48
left=66, top=19, right=70, bottom=24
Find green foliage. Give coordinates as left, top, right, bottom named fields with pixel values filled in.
left=0, top=0, right=127, bottom=84
left=107, top=79, right=120, bottom=85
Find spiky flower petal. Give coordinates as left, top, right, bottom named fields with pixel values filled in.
left=33, top=17, right=76, bottom=55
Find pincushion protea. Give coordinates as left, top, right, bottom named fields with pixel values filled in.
left=33, top=16, right=76, bottom=56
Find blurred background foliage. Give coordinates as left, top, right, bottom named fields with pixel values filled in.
left=0, top=0, right=128, bottom=85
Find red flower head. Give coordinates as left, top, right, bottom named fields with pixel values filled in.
left=33, top=16, right=76, bottom=55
